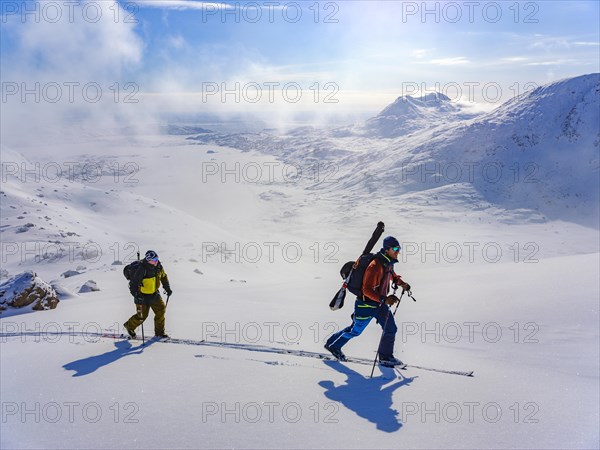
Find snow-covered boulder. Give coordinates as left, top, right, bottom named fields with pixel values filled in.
left=61, top=270, right=81, bottom=278
left=0, top=271, right=59, bottom=313
left=79, top=280, right=99, bottom=293
left=15, top=223, right=35, bottom=233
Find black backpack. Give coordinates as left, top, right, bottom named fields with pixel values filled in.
left=329, top=221, right=385, bottom=311
left=341, top=254, right=377, bottom=297
left=123, top=260, right=142, bottom=281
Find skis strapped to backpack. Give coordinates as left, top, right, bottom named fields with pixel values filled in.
left=329, top=221, right=385, bottom=311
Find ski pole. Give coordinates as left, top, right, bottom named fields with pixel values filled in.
left=395, top=289, right=405, bottom=311
left=369, top=289, right=406, bottom=377
left=165, top=294, right=170, bottom=309
left=138, top=303, right=145, bottom=345
left=369, top=287, right=401, bottom=378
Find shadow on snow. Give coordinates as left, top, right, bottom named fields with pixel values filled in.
left=63, top=339, right=155, bottom=377
left=319, top=360, right=416, bottom=432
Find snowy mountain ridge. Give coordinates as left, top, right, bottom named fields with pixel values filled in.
left=187, top=73, right=600, bottom=227
left=382, top=73, right=600, bottom=224
left=360, top=92, right=480, bottom=138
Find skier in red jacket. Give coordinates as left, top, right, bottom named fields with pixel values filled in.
left=325, top=236, right=410, bottom=366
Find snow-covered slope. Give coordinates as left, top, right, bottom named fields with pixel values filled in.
left=1, top=74, right=599, bottom=449
left=1, top=241, right=598, bottom=449
left=378, top=73, right=600, bottom=224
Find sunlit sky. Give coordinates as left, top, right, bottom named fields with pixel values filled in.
left=1, top=0, right=599, bottom=122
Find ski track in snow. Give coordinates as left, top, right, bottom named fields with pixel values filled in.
left=0, top=331, right=475, bottom=376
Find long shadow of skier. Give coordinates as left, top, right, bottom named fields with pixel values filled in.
left=63, top=339, right=154, bottom=377
left=318, top=360, right=416, bottom=432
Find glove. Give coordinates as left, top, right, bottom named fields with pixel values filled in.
left=164, top=287, right=173, bottom=296
left=385, top=295, right=400, bottom=306
left=401, top=282, right=411, bottom=292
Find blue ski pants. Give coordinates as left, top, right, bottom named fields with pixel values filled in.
left=325, top=298, right=398, bottom=358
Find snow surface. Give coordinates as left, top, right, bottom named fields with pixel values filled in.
left=1, top=75, right=599, bottom=449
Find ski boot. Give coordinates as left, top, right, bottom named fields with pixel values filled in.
left=324, top=344, right=347, bottom=362
left=379, top=355, right=406, bottom=368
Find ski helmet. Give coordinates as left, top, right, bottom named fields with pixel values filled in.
left=145, top=250, right=159, bottom=261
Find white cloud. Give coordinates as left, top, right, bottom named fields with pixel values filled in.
left=573, top=41, right=600, bottom=46
left=526, top=59, right=579, bottom=66
left=168, top=34, right=187, bottom=49
left=5, top=2, right=142, bottom=81
left=1, top=1, right=155, bottom=149
left=528, top=35, right=600, bottom=51
left=136, top=1, right=233, bottom=10
left=428, top=57, right=470, bottom=66
left=411, top=49, right=433, bottom=59
left=502, top=57, right=529, bottom=63
left=530, top=37, right=571, bottom=50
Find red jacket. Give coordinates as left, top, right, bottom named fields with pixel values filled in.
left=362, top=254, right=405, bottom=303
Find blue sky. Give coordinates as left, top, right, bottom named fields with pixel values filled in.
left=1, top=0, right=599, bottom=116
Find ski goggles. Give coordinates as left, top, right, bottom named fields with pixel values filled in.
left=391, top=246, right=401, bottom=252
left=147, top=258, right=159, bottom=265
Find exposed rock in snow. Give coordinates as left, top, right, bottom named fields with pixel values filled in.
left=61, top=270, right=81, bottom=278
left=15, top=223, right=35, bottom=233
left=0, top=271, right=59, bottom=313
left=79, top=280, right=99, bottom=293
